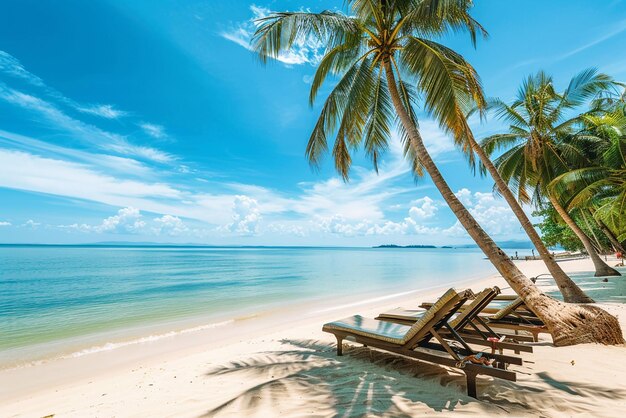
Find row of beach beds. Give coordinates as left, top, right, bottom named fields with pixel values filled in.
left=322, top=287, right=547, bottom=399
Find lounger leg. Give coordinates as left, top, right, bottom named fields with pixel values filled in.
left=465, top=371, right=478, bottom=399
left=336, top=336, right=343, bottom=356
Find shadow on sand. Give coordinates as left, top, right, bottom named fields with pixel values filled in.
left=201, top=266, right=626, bottom=417
left=199, top=337, right=626, bottom=417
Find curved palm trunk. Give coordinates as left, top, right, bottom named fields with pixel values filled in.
left=547, top=195, right=621, bottom=277
left=597, top=218, right=626, bottom=253
left=468, top=138, right=594, bottom=303
left=383, top=60, right=623, bottom=345
left=581, top=210, right=607, bottom=253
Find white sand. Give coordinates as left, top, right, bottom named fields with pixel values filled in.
left=1, top=257, right=625, bottom=417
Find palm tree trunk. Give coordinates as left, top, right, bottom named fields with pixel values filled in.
left=580, top=210, right=607, bottom=253
left=468, top=137, right=594, bottom=303
left=547, top=195, right=621, bottom=277
left=383, top=60, right=623, bottom=345
left=594, top=216, right=625, bottom=253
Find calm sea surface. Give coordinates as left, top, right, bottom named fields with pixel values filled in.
left=0, top=245, right=513, bottom=368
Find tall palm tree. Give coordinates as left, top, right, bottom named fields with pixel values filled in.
left=483, top=70, right=621, bottom=277
left=551, top=111, right=626, bottom=250
left=252, top=0, right=623, bottom=345
left=466, top=122, right=594, bottom=303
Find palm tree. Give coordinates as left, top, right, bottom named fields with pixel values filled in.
left=483, top=70, right=621, bottom=277
left=551, top=110, right=626, bottom=250
left=466, top=122, right=594, bottom=303
left=252, top=0, right=623, bottom=345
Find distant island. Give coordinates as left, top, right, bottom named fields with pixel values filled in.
left=374, top=240, right=534, bottom=249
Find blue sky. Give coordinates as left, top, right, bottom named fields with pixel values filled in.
left=1, top=0, right=625, bottom=245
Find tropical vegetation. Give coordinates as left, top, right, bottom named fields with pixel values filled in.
left=482, top=70, right=622, bottom=277
left=252, top=0, right=624, bottom=345
left=533, top=206, right=614, bottom=252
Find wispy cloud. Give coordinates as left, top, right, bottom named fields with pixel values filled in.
left=0, top=49, right=130, bottom=120
left=0, top=221, right=11, bottom=227
left=77, top=104, right=129, bottom=119
left=220, top=5, right=325, bottom=66
left=0, top=149, right=187, bottom=216
left=0, top=50, right=44, bottom=86
left=0, top=129, right=154, bottom=177
left=556, top=19, right=626, bottom=62
left=0, top=86, right=174, bottom=163
left=0, top=49, right=175, bottom=165
left=139, top=122, right=167, bottom=139
left=0, top=134, right=418, bottom=238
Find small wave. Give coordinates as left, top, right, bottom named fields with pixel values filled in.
left=310, top=289, right=421, bottom=314
left=4, top=319, right=235, bottom=370
left=61, top=319, right=235, bottom=359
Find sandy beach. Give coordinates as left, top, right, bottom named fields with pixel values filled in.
left=0, top=257, right=624, bottom=417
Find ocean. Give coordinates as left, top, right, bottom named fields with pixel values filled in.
left=0, top=245, right=517, bottom=369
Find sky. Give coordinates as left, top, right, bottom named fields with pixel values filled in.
left=0, top=0, right=625, bottom=246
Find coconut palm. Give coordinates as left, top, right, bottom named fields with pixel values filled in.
left=483, top=70, right=621, bottom=277
left=252, top=1, right=623, bottom=345
left=466, top=121, right=594, bottom=303
left=551, top=110, right=626, bottom=250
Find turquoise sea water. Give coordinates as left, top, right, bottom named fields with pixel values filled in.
left=0, top=245, right=509, bottom=368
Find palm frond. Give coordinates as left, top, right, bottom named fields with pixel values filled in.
left=252, top=11, right=360, bottom=63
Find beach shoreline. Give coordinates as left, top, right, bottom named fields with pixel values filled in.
left=2, top=257, right=625, bottom=417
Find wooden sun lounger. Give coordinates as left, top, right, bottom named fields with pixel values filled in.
left=322, top=288, right=520, bottom=399
left=420, top=296, right=538, bottom=318
left=377, top=287, right=533, bottom=354
left=420, top=294, right=548, bottom=342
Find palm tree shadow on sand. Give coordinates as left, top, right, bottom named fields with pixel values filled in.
left=200, top=339, right=626, bottom=417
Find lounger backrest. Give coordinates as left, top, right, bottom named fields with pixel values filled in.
left=401, top=288, right=473, bottom=345
left=449, top=286, right=500, bottom=329
left=490, top=297, right=525, bottom=320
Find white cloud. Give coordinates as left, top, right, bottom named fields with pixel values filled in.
left=60, top=209, right=195, bottom=237
left=420, top=119, right=456, bottom=159
left=220, top=5, right=325, bottom=66
left=0, top=149, right=184, bottom=210
left=408, top=196, right=437, bottom=219
left=0, top=129, right=154, bottom=177
left=226, top=195, right=261, bottom=236
left=107, top=142, right=173, bottom=164
left=0, top=87, right=174, bottom=163
left=266, top=222, right=306, bottom=237
left=0, top=221, right=11, bottom=227
left=454, top=188, right=473, bottom=206
left=0, top=50, right=44, bottom=86
left=23, top=220, right=41, bottom=229
left=77, top=104, right=128, bottom=119
left=139, top=122, right=167, bottom=139
left=0, top=50, right=172, bottom=164
left=96, top=207, right=146, bottom=233
left=61, top=207, right=146, bottom=234
left=0, top=130, right=425, bottom=238
left=0, top=50, right=129, bottom=120
left=153, top=214, right=188, bottom=236
left=443, top=190, right=525, bottom=238
left=315, top=199, right=441, bottom=238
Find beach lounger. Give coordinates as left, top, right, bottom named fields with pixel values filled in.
left=420, top=294, right=538, bottom=318
left=322, top=288, right=520, bottom=399
left=419, top=294, right=547, bottom=342
left=483, top=298, right=548, bottom=341
left=377, top=287, right=533, bottom=354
